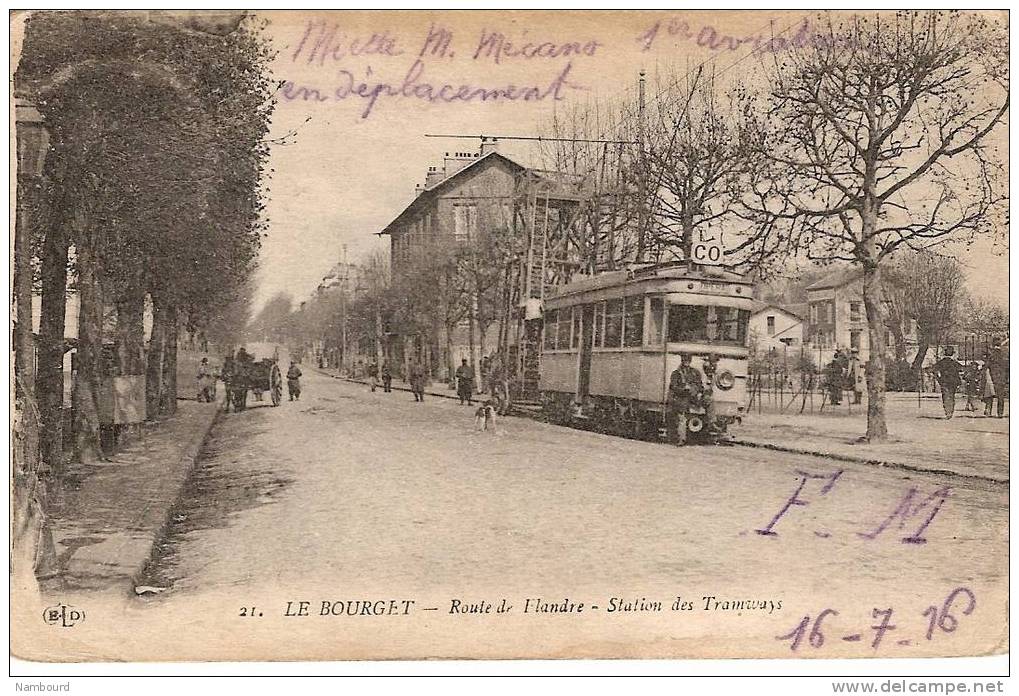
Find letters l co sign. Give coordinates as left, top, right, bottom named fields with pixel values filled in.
left=690, top=231, right=724, bottom=266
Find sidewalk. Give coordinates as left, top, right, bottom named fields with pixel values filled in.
left=40, top=399, right=221, bottom=595
left=735, top=400, right=1008, bottom=483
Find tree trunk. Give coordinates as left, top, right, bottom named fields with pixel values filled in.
left=159, top=305, right=178, bottom=415
left=116, top=286, right=146, bottom=376
left=72, top=242, right=104, bottom=464
left=374, top=308, right=384, bottom=368
left=146, top=293, right=167, bottom=420
left=468, top=291, right=480, bottom=374
left=862, top=260, right=889, bottom=442
left=14, top=183, right=40, bottom=474
left=36, top=224, right=69, bottom=473
left=910, top=340, right=930, bottom=372
left=13, top=180, right=47, bottom=581
left=444, top=321, right=455, bottom=385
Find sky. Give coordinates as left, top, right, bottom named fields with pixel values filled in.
left=251, top=10, right=1009, bottom=312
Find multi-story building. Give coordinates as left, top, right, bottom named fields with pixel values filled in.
left=804, top=267, right=870, bottom=364
left=804, top=266, right=924, bottom=367
left=379, top=139, right=587, bottom=394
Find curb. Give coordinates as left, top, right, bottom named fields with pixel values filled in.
left=314, top=368, right=463, bottom=402
left=131, top=403, right=223, bottom=595
left=730, top=437, right=1007, bottom=486
left=315, top=368, right=1006, bottom=487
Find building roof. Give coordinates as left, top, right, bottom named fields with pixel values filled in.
left=805, top=266, right=864, bottom=292
left=379, top=151, right=527, bottom=237
left=784, top=302, right=808, bottom=320
left=749, top=301, right=804, bottom=321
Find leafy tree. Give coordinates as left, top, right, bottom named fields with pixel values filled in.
left=17, top=11, right=275, bottom=455
left=249, top=292, right=294, bottom=344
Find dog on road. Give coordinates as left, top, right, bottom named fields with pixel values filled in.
left=474, top=402, right=497, bottom=432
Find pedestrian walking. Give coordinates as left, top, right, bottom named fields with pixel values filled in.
left=932, top=347, right=962, bottom=419
left=381, top=360, right=393, bottom=393
left=824, top=353, right=844, bottom=406
left=221, top=355, right=236, bottom=412
left=287, top=361, right=303, bottom=401
left=980, top=354, right=997, bottom=416
left=963, top=360, right=981, bottom=411
left=479, top=355, right=491, bottom=394
left=666, top=354, right=703, bottom=445
left=409, top=360, right=426, bottom=402
left=455, top=358, right=475, bottom=405
left=986, top=338, right=1009, bottom=417
left=847, top=350, right=864, bottom=405
left=367, top=360, right=379, bottom=392
left=196, top=357, right=216, bottom=403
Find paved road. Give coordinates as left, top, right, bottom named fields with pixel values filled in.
left=137, top=368, right=1008, bottom=659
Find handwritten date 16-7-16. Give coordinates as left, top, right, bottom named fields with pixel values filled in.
left=777, top=587, right=976, bottom=653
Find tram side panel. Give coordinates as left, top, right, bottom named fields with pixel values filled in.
left=540, top=351, right=577, bottom=395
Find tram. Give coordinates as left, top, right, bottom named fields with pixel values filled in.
left=538, top=262, right=753, bottom=442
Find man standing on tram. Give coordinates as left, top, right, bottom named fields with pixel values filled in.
left=667, top=354, right=704, bottom=446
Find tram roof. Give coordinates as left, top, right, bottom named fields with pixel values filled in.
left=549, top=263, right=750, bottom=299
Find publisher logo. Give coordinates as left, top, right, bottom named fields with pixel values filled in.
left=42, top=604, right=85, bottom=628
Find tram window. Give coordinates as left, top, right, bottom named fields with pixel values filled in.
left=543, top=310, right=557, bottom=350
left=715, top=306, right=750, bottom=343
left=593, top=302, right=605, bottom=348
left=604, top=299, right=624, bottom=348
left=623, top=296, right=645, bottom=347
left=557, top=309, right=572, bottom=350
left=648, top=297, right=664, bottom=345
left=668, top=305, right=708, bottom=342
left=571, top=307, right=582, bottom=349
left=667, top=305, right=750, bottom=344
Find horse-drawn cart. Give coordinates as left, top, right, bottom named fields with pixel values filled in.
left=225, top=357, right=283, bottom=411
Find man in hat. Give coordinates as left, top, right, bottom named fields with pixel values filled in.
left=963, top=359, right=981, bottom=411
left=846, top=349, right=865, bottom=405
left=455, top=358, right=475, bottom=406
left=986, top=338, right=1009, bottom=418
left=667, top=354, right=703, bottom=445
left=367, top=360, right=379, bottom=392
left=932, top=346, right=963, bottom=419
left=409, top=359, right=426, bottom=402
left=197, top=357, right=215, bottom=403
left=824, top=352, right=844, bottom=406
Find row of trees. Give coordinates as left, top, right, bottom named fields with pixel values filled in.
left=534, top=10, right=1007, bottom=441
left=276, top=229, right=513, bottom=385
left=13, top=11, right=275, bottom=574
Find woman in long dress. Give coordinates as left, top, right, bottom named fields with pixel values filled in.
left=980, top=358, right=997, bottom=416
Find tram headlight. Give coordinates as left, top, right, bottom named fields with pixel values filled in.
left=716, top=370, right=735, bottom=390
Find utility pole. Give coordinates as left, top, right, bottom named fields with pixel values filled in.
left=635, top=69, right=648, bottom=263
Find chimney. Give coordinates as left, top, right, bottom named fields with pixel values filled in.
left=414, top=183, right=424, bottom=198
left=480, top=136, right=500, bottom=156
left=424, top=165, right=444, bottom=188
left=442, top=151, right=475, bottom=177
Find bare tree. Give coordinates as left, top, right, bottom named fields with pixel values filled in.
left=646, top=69, right=756, bottom=262
left=740, top=10, right=1008, bottom=441
left=884, top=252, right=967, bottom=369
left=538, top=98, right=644, bottom=272
left=960, top=297, right=1008, bottom=338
